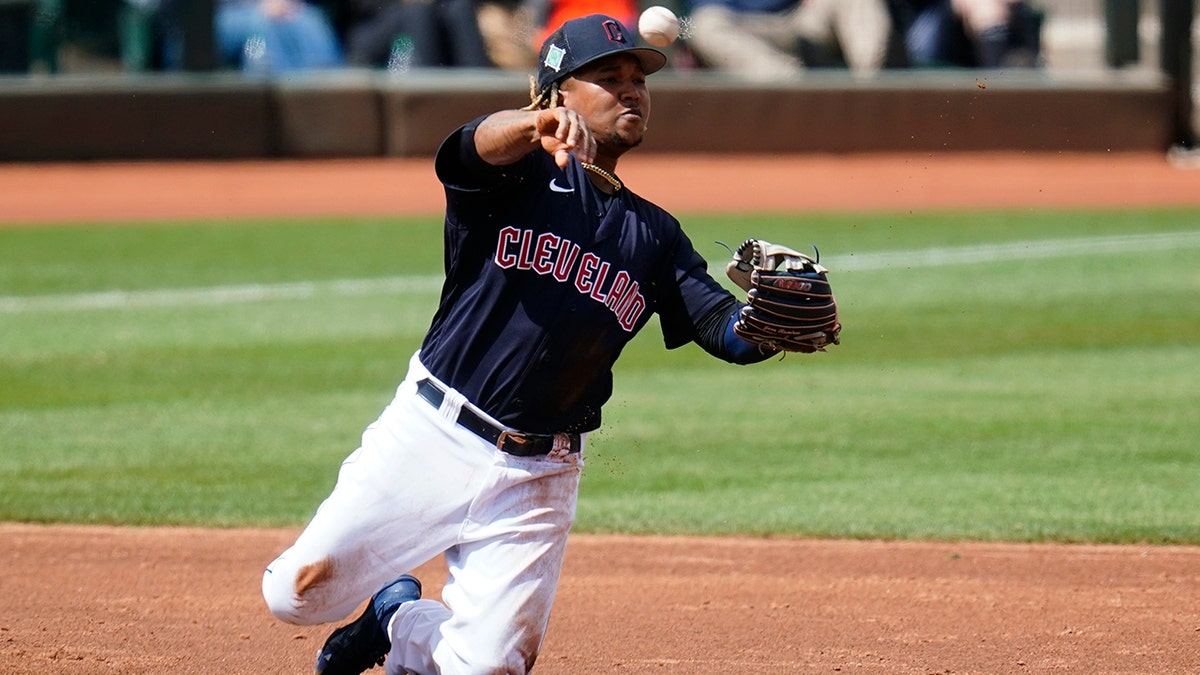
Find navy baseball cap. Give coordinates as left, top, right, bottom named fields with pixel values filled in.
left=536, top=14, right=667, bottom=96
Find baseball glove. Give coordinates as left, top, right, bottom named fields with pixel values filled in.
left=725, top=238, right=841, bottom=354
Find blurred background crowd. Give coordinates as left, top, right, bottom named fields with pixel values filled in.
left=0, top=0, right=1194, bottom=89
left=0, top=0, right=1072, bottom=76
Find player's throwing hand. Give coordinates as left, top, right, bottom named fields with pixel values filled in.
left=536, top=108, right=596, bottom=167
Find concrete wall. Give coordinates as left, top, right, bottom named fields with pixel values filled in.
left=0, top=69, right=1173, bottom=162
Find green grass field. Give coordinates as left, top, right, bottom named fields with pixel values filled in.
left=2, top=209, right=1198, bottom=544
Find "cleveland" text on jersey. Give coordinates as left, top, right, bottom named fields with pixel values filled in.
left=494, top=226, right=647, bottom=331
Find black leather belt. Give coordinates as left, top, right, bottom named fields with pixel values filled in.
left=415, top=379, right=580, bottom=457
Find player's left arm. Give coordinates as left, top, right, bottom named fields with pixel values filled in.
left=692, top=296, right=779, bottom=364
left=657, top=233, right=776, bottom=365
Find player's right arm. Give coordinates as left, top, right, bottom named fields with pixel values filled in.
left=474, top=109, right=597, bottom=169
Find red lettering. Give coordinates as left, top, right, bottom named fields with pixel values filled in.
left=576, top=253, right=600, bottom=294
left=552, top=242, right=580, bottom=282
left=604, top=271, right=630, bottom=310
left=603, top=20, right=624, bottom=43
left=517, top=230, right=535, bottom=269
left=495, top=227, right=521, bottom=268
left=613, top=280, right=639, bottom=316
left=533, top=233, right=559, bottom=276
left=619, top=293, right=646, bottom=331
left=493, top=228, right=644, bottom=333
left=589, top=261, right=611, bottom=303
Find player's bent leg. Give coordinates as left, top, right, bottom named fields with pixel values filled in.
left=260, top=441, right=408, bottom=626
left=263, top=547, right=370, bottom=626
left=264, top=366, right=488, bottom=625
left=261, top=440, right=423, bottom=625
left=386, top=451, right=583, bottom=675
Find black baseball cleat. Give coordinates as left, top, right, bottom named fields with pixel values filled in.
left=314, top=574, right=422, bottom=675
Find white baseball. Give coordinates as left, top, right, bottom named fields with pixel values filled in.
left=638, top=6, right=680, bottom=47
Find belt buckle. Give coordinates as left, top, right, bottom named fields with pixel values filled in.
left=496, top=429, right=532, bottom=453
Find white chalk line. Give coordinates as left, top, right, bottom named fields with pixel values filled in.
left=825, top=230, right=1200, bottom=272
left=0, top=275, right=444, bottom=313
left=2, top=231, right=1198, bottom=314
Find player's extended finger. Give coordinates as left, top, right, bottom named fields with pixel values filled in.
left=561, top=112, right=597, bottom=163
left=538, top=109, right=594, bottom=166
left=558, top=110, right=583, bottom=147
left=554, top=109, right=580, bottom=143
left=575, top=128, right=596, bottom=164
left=535, top=109, right=566, bottom=143
left=562, top=116, right=591, bottom=160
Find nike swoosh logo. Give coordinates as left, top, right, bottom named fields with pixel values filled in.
left=549, top=178, right=574, bottom=193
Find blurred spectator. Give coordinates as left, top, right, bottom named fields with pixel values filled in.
left=342, top=0, right=494, bottom=69
left=217, top=0, right=342, bottom=71
left=891, top=0, right=1041, bottom=69
left=686, top=0, right=893, bottom=81
left=1, top=0, right=152, bottom=74
left=475, top=0, right=535, bottom=69
left=527, top=0, right=637, bottom=49
left=158, top=0, right=343, bottom=73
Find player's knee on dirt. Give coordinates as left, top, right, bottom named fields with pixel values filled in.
left=294, top=557, right=335, bottom=597
left=261, top=564, right=300, bottom=623
left=262, top=564, right=304, bottom=623
left=262, top=556, right=334, bottom=624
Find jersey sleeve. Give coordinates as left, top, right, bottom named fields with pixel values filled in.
left=434, top=116, right=536, bottom=193
left=656, top=224, right=739, bottom=350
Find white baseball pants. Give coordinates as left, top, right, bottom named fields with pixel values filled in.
left=262, top=353, right=584, bottom=674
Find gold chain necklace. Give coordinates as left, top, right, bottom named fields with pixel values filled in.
left=581, top=162, right=622, bottom=192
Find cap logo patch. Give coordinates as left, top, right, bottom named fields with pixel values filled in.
left=544, top=44, right=566, bottom=71
left=602, top=20, right=625, bottom=43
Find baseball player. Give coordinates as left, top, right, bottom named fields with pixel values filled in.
left=261, top=13, right=839, bottom=675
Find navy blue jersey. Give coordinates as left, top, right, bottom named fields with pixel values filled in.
left=419, top=117, right=735, bottom=434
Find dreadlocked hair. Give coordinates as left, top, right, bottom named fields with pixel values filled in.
left=523, top=75, right=561, bottom=110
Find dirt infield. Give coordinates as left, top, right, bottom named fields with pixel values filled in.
left=3, top=153, right=1200, bottom=674
left=3, top=152, right=1200, bottom=226
left=4, top=523, right=1200, bottom=674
